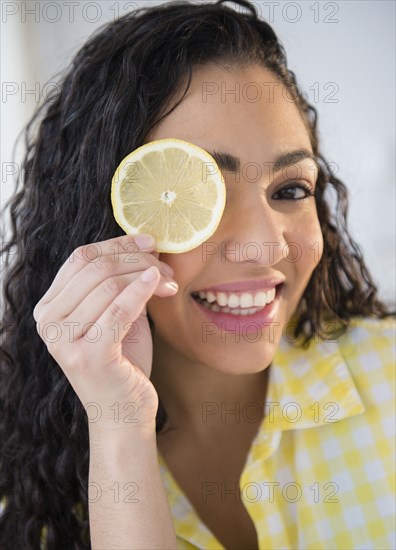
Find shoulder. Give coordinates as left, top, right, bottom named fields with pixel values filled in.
left=337, top=315, right=395, bottom=409
left=338, top=315, right=395, bottom=366
left=342, top=315, right=395, bottom=341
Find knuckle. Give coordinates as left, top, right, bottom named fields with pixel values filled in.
left=102, top=276, right=123, bottom=296
left=32, top=302, right=40, bottom=321
left=97, top=256, right=114, bottom=273
left=39, top=319, right=62, bottom=345
left=35, top=320, right=43, bottom=339
left=34, top=308, right=47, bottom=328
left=72, top=244, right=101, bottom=265
left=70, top=246, right=85, bottom=262
left=108, top=299, right=130, bottom=322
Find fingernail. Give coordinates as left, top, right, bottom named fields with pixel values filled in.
left=161, top=264, right=174, bottom=276
left=140, top=266, right=158, bottom=283
left=165, top=280, right=178, bottom=291
left=135, top=234, right=155, bottom=249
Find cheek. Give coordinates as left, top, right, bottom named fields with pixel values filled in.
left=158, top=249, right=202, bottom=284
left=289, top=211, right=324, bottom=274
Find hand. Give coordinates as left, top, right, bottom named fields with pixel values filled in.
left=33, top=234, right=177, bottom=432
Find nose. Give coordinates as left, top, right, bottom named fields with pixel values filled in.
left=219, top=194, right=288, bottom=265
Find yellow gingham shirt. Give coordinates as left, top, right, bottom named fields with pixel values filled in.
left=1, top=316, right=395, bottom=549
left=157, top=316, right=396, bottom=549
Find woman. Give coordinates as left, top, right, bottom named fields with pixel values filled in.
left=0, top=0, right=394, bottom=548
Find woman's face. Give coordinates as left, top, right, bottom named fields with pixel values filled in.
left=145, top=63, right=323, bottom=374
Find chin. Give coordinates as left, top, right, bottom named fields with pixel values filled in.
left=198, top=343, right=277, bottom=376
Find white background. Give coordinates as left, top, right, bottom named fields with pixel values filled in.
left=1, top=0, right=395, bottom=306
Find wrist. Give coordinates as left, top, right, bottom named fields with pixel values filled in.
left=88, top=421, right=158, bottom=467
left=85, top=396, right=158, bottom=436
left=88, top=418, right=157, bottom=441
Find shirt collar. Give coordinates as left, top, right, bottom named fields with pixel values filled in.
left=262, top=327, right=366, bottom=432
left=156, top=324, right=368, bottom=549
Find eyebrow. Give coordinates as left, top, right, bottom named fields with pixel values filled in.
left=206, top=148, right=318, bottom=175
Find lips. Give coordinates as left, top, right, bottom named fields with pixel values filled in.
left=190, top=276, right=285, bottom=309
left=192, top=284, right=283, bottom=333
left=191, top=276, right=286, bottom=294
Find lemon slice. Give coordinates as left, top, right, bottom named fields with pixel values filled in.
left=111, top=138, right=226, bottom=253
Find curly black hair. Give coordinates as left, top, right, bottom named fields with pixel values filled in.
left=0, top=0, right=394, bottom=548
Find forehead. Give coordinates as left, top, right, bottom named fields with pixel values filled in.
left=146, top=63, right=312, bottom=163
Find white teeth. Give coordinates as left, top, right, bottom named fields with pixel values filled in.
left=253, top=292, right=267, bottom=307
left=199, top=300, right=265, bottom=316
left=216, top=292, right=228, bottom=307
left=194, top=286, right=279, bottom=312
left=240, top=293, right=254, bottom=308
left=227, top=294, right=239, bottom=308
left=239, top=309, right=250, bottom=316
left=266, top=288, right=276, bottom=303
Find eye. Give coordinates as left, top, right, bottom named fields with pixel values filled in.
left=273, top=182, right=315, bottom=201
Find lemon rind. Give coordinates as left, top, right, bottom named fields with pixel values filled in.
left=111, top=138, right=226, bottom=253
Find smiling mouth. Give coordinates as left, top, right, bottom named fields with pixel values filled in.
left=191, top=283, right=284, bottom=316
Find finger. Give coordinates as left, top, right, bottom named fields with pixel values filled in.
left=35, top=247, right=174, bottom=323
left=83, top=265, right=162, bottom=354
left=63, top=271, right=178, bottom=340
left=35, top=234, right=158, bottom=310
